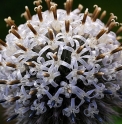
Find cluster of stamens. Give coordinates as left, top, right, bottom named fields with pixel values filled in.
left=0, top=0, right=122, bottom=124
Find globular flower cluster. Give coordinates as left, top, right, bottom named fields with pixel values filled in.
left=0, top=0, right=122, bottom=124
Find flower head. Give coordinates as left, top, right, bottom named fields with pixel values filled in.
left=0, top=0, right=122, bottom=124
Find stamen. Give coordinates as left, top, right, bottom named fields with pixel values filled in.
left=4, top=17, right=18, bottom=30
left=29, top=110, right=37, bottom=118
left=77, top=70, right=84, bottom=75
left=65, top=0, right=73, bottom=15
left=117, top=36, right=122, bottom=40
left=76, top=45, right=84, bottom=54
left=34, top=5, right=43, bottom=22
left=16, top=43, right=27, bottom=51
left=25, top=6, right=32, bottom=20
left=45, top=0, right=51, bottom=11
left=9, top=26, right=21, bottom=39
left=67, top=88, right=72, bottom=93
left=106, top=13, right=117, bottom=27
left=0, top=80, right=7, bottom=84
left=48, top=28, right=54, bottom=41
left=70, top=112, right=75, bottom=123
left=115, top=66, right=122, bottom=71
left=0, top=62, right=2, bottom=66
left=96, top=54, right=105, bottom=60
left=0, top=99, right=7, bottom=103
left=65, top=20, right=70, bottom=33
left=110, top=47, right=122, bottom=54
left=25, top=62, right=36, bottom=67
left=94, top=72, right=104, bottom=77
left=27, top=21, right=37, bottom=35
left=21, top=12, right=29, bottom=20
left=7, top=114, right=19, bottom=122
left=92, top=7, right=101, bottom=22
left=82, top=8, right=88, bottom=25
left=43, top=72, right=50, bottom=77
left=100, top=10, right=106, bottom=20
left=96, top=29, right=107, bottom=39
left=78, top=4, right=83, bottom=12
left=103, top=90, right=112, bottom=95
left=7, top=80, right=20, bottom=85
left=50, top=4, right=58, bottom=20
left=53, top=53, right=58, bottom=61
left=33, top=0, right=42, bottom=6
left=9, top=96, right=20, bottom=102
left=0, top=39, right=7, bottom=47
left=116, top=24, right=122, bottom=35
left=92, top=5, right=98, bottom=19
left=51, top=100, right=55, bottom=107
left=107, top=20, right=119, bottom=33
left=6, top=62, right=16, bottom=68
left=29, top=89, right=38, bottom=95
left=84, top=96, right=90, bottom=103
left=94, top=114, right=103, bottom=122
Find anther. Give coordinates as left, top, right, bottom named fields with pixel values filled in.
left=84, top=96, right=90, bottom=103
left=115, top=66, right=122, bottom=71
left=29, top=110, right=37, bottom=118
left=94, top=72, right=104, bottom=77
left=100, top=10, right=106, bottom=20
left=16, top=43, right=27, bottom=51
left=116, top=24, right=122, bottom=35
left=77, top=70, right=84, bottom=75
left=48, top=28, right=54, bottom=41
left=9, top=26, right=21, bottom=39
left=110, top=47, right=122, bottom=54
left=34, top=5, right=43, bottom=22
left=65, top=0, right=73, bottom=15
left=50, top=4, right=57, bottom=20
left=94, top=114, right=103, bottom=122
left=9, top=96, right=20, bottom=102
left=103, top=90, right=112, bottom=95
left=96, top=29, right=107, bottom=39
left=4, top=17, right=18, bottom=30
left=0, top=39, right=7, bottom=47
left=70, top=112, right=75, bottom=123
left=0, top=99, right=7, bottom=103
left=92, top=7, right=101, bottom=22
left=0, top=62, right=2, bottom=66
left=6, top=62, right=16, bottom=68
left=43, top=72, right=50, bottom=77
left=67, top=88, right=72, bottom=93
left=96, top=54, right=105, bottom=60
left=0, top=80, right=7, bottom=84
left=7, top=80, right=20, bottom=85
left=29, top=89, right=38, bottom=95
left=76, top=45, right=84, bottom=54
left=82, top=8, right=88, bottom=25
left=106, top=13, right=117, bottom=27
left=78, top=4, right=83, bottom=12
left=33, top=0, right=42, bottom=6
left=92, top=5, right=98, bottom=19
left=65, top=20, right=70, bottom=33
left=107, top=21, right=119, bottom=33
left=51, top=100, right=55, bottom=107
left=53, top=53, right=58, bottom=61
left=25, top=6, right=32, bottom=20
left=27, top=21, right=37, bottom=35
left=117, top=36, right=122, bottom=40
left=45, top=0, right=51, bottom=11
left=25, top=62, right=36, bottom=67
left=7, top=114, right=19, bottom=122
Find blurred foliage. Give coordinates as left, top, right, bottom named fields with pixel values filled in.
left=0, top=0, right=122, bottom=124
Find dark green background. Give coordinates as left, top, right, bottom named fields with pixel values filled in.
left=0, top=0, right=122, bottom=124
